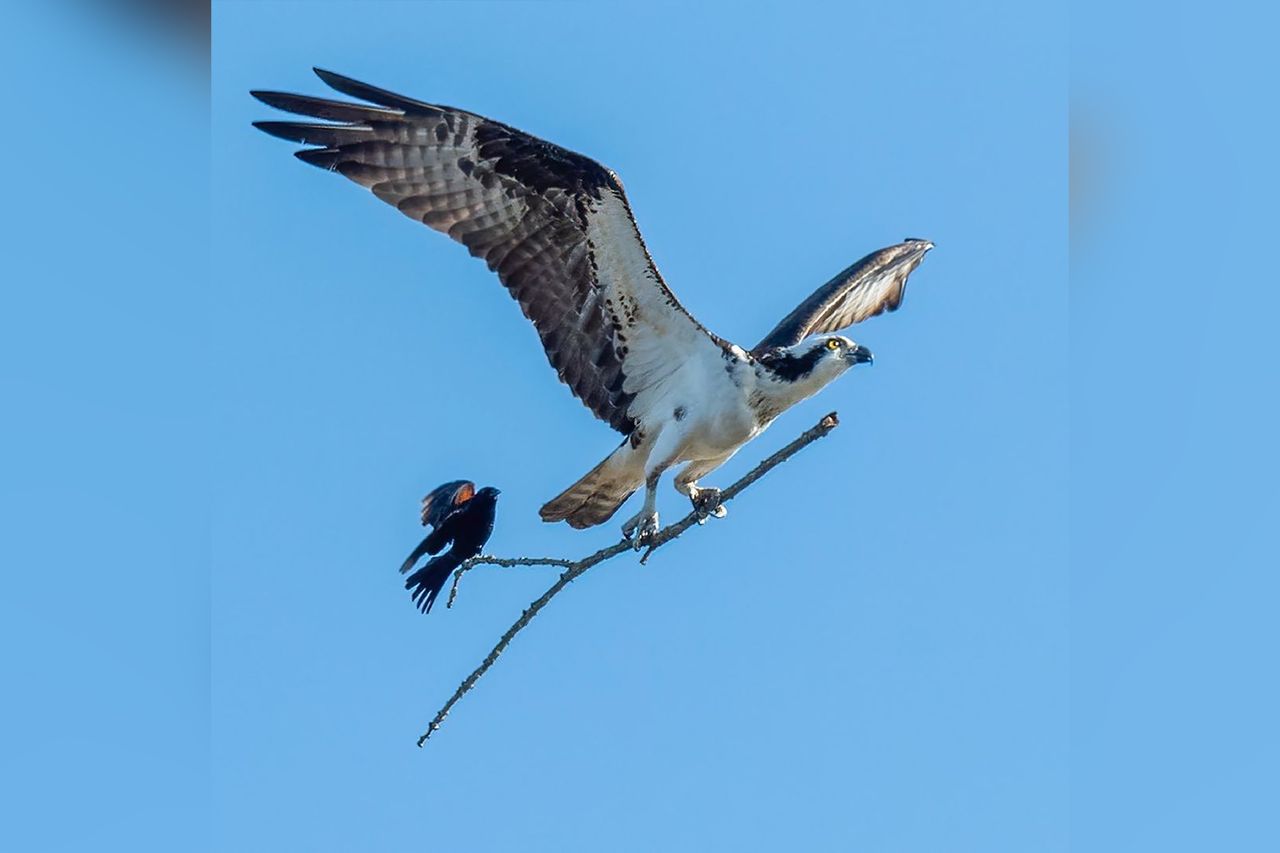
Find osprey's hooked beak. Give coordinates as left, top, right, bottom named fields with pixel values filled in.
left=846, top=344, right=874, bottom=366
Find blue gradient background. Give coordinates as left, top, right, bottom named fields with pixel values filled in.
left=209, top=4, right=1066, bottom=850
left=2, top=1, right=1274, bottom=851
left=1071, top=4, right=1279, bottom=851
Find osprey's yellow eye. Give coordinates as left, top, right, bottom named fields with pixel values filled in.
left=826, top=338, right=842, bottom=351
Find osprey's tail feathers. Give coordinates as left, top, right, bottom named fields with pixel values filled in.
left=540, top=440, right=644, bottom=529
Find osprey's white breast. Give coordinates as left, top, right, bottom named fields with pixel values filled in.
left=642, top=349, right=763, bottom=465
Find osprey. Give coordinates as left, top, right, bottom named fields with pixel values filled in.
left=253, top=70, right=933, bottom=546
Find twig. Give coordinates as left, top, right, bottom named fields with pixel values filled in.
left=417, top=411, right=840, bottom=747
left=445, top=555, right=576, bottom=609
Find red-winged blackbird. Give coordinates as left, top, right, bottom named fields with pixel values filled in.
left=399, top=481, right=499, bottom=614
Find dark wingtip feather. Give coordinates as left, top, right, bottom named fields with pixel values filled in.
left=251, top=88, right=402, bottom=122
left=254, top=121, right=374, bottom=147
left=252, top=120, right=303, bottom=142
left=251, top=89, right=319, bottom=114
left=313, top=67, right=441, bottom=115
left=294, top=148, right=342, bottom=171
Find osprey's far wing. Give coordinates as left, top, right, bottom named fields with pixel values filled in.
left=751, top=239, right=933, bottom=354
left=253, top=69, right=728, bottom=435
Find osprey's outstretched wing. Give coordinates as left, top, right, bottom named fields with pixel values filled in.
left=752, top=239, right=933, bottom=354
left=253, top=69, right=728, bottom=435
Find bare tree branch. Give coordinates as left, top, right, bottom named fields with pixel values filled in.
left=418, top=411, right=841, bottom=747
left=445, top=555, right=577, bottom=609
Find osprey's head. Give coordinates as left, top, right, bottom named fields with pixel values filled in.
left=758, top=335, right=874, bottom=385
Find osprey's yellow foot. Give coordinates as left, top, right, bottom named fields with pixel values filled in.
left=690, top=487, right=727, bottom=525
left=622, top=510, right=660, bottom=550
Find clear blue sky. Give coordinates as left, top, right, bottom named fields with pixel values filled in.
left=210, top=3, right=1066, bottom=850
left=4, top=1, right=1276, bottom=851
left=1071, top=3, right=1280, bottom=851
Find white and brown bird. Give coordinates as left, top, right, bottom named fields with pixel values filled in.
left=253, top=69, right=933, bottom=546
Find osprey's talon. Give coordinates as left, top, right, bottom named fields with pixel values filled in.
left=691, top=487, right=727, bottom=522
left=637, top=517, right=660, bottom=550
left=622, top=510, right=660, bottom=550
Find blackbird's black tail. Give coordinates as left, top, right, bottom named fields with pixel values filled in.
left=404, top=553, right=460, bottom=614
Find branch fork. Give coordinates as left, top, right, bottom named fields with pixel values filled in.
left=418, top=411, right=840, bottom=747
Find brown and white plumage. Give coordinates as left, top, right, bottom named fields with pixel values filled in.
left=253, top=69, right=933, bottom=541
left=752, top=239, right=934, bottom=353
left=253, top=69, right=725, bottom=434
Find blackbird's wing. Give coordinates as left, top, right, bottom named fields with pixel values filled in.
left=398, top=535, right=437, bottom=575
left=419, top=480, right=476, bottom=527
left=399, top=512, right=465, bottom=575
left=400, top=480, right=475, bottom=574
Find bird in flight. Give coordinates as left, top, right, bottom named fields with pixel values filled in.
left=400, top=481, right=500, bottom=614
left=253, top=70, right=933, bottom=547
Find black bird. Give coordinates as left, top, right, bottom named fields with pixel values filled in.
left=399, top=481, right=500, bottom=614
